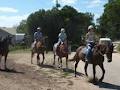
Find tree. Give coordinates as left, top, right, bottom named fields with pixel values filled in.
left=16, top=20, right=27, bottom=33
left=98, top=0, right=120, bottom=40
left=20, top=5, right=94, bottom=49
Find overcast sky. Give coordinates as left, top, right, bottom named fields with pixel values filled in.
left=0, top=0, right=108, bottom=27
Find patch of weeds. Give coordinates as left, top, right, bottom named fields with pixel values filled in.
left=61, top=72, right=70, bottom=78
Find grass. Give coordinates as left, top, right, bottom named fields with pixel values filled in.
left=117, top=44, right=120, bottom=52
left=10, top=49, right=31, bottom=53
left=61, top=72, right=71, bottom=78
left=9, top=44, right=31, bottom=53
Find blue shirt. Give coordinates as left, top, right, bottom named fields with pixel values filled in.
left=58, top=32, right=67, bottom=42
left=34, top=31, right=43, bottom=40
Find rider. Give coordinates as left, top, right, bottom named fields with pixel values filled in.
left=85, top=25, right=96, bottom=62
left=32, top=27, right=43, bottom=49
left=57, top=28, right=67, bottom=46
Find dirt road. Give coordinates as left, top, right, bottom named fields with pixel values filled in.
left=0, top=52, right=120, bottom=90
left=0, top=51, right=119, bottom=90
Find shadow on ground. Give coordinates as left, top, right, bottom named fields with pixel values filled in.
left=0, top=68, right=24, bottom=74
left=97, top=82, right=120, bottom=90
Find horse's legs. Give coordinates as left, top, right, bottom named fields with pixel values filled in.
left=41, top=53, right=45, bottom=64
left=53, top=54, right=56, bottom=65
left=93, top=64, right=96, bottom=81
left=4, top=54, right=8, bottom=69
left=84, top=62, right=88, bottom=76
left=66, top=55, right=68, bottom=69
left=99, top=64, right=105, bottom=82
left=60, top=58, right=62, bottom=68
left=58, top=57, right=60, bottom=68
left=75, top=60, right=80, bottom=77
left=31, top=51, right=34, bottom=64
left=0, top=55, right=2, bottom=68
left=37, top=53, right=40, bottom=65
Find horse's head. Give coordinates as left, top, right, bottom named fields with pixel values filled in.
left=95, top=43, right=114, bottom=62
left=105, top=43, right=114, bottom=62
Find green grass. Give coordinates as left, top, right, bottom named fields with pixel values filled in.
left=61, top=72, right=70, bottom=78
left=117, top=44, right=120, bottom=52
left=9, top=44, right=31, bottom=53
left=10, top=49, right=31, bottom=53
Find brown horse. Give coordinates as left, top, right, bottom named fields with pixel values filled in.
left=70, top=43, right=114, bottom=82
left=0, top=36, right=13, bottom=69
left=53, top=42, right=68, bottom=68
left=31, top=40, right=45, bottom=65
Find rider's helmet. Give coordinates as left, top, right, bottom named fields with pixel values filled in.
left=37, top=27, right=41, bottom=31
left=88, top=25, right=94, bottom=31
left=61, top=28, right=65, bottom=33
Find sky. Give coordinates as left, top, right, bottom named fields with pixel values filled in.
left=0, top=0, right=108, bottom=27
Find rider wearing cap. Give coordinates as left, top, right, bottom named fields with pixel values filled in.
left=32, top=27, right=43, bottom=48
left=57, top=28, right=67, bottom=46
left=85, top=25, right=96, bottom=62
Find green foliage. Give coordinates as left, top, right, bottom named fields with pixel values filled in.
left=17, top=20, right=27, bottom=33
left=9, top=44, right=29, bottom=52
left=98, top=0, right=120, bottom=40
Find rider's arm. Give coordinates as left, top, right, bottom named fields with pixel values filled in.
left=34, top=32, right=37, bottom=40
left=85, top=33, right=89, bottom=42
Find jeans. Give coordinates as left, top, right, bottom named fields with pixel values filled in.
left=86, top=43, right=93, bottom=61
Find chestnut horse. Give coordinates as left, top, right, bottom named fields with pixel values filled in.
left=31, top=40, right=45, bottom=65
left=53, top=42, right=68, bottom=68
left=70, top=43, right=114, bottom=82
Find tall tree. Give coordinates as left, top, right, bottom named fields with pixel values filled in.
left=98, top=0, right=120, bottom=40
left=21, top=5, right=94, bottom=49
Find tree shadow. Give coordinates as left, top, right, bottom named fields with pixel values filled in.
left=0, top=68, right=24, bottom=74
left=97, top=82, right=120, bottom=90
left=62, top=68, right=84, bottom=77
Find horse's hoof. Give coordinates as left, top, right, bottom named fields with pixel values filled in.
left=99, top=79, right=103, bottom=82
left=75, top=75, right=76, bottom=77
left=85, top=74, right=88, bottom=77
left=41, top=62, right=44, bottom=65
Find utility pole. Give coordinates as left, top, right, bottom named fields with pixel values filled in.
left=56, top=0, right=60, bottom=9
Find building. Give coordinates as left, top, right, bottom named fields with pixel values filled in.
left=0, top=27, right=25, bottom=44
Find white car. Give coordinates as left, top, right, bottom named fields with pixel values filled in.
left=99, top=38, right=112, bottom=45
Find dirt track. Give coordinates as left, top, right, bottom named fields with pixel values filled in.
left=0, top=51, right=102, bottom=90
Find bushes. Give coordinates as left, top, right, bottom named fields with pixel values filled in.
left=9, top=43, right=29, bottom=52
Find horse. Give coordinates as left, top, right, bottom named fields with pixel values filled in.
left=31, top=37, right=48, bottom=65
left=53, top=42, right=69, bottom=68
left=0, top=36, right=13, bottom=69
left=70, top=43, right=114, bottom=82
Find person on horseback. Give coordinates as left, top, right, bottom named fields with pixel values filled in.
left=32, top=27, right=43, bottom=49
left=85, top=25, right=96, bottom=62
left=57, top=28, right=67, bottom=46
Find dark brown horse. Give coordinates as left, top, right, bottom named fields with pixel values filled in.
left=70, top=43, right=114, bottom=82
left=0, top=36, right=13, bottom=69
left=53, top=42, right=68, bottom=68
left=31, top=40, right=45, bottom=65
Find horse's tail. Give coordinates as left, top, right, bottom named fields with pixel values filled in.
left=69, top=53, right=79, bottom=62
